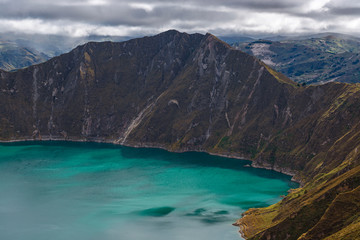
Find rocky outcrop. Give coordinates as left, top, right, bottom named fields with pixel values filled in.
left=0, top=30, right=359, bottom=239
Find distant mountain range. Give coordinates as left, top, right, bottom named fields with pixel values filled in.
left=0, top=30, right=359, bottom=239
left=231, top=33, right=360, bottom=84
left=0, top=40, right=49, bottom=71
left=0, top=32, right=131, bottom=71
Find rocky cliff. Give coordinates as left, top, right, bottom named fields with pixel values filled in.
left=0, top=30, right=359, bottom=239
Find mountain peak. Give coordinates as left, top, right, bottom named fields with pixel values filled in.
left=158, top=29, right=182, bottom=36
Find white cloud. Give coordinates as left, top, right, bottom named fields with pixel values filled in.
left=0, top=0, right=359, bottom=37
left=304, top=0, right=331, bottom=12
left=129, top=3, right=155, bottom=12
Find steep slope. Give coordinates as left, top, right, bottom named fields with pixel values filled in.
left=235, top=36, right=360, bottom=84
left=0, top=30, right=359, bottom=239
left=0, top=41, right=49, bottom=71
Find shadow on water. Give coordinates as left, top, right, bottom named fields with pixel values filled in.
left=185, top=208, right=232, bottom=225
left=137, top=207, right=176, bottom=217
left=0, top=141, right=299, bottom=188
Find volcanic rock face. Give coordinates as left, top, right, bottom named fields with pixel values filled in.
left=0, top=30, right=359, bottom=239
left=0, top=30, right=294, bottom=149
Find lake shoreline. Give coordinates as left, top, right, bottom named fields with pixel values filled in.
left=0, top=136, right=301, bottom=184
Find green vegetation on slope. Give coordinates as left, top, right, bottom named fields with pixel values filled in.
left=237, top=165, right=360, bottom=240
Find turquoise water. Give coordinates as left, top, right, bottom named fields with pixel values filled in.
left=0, top=142, right=297, bottom=240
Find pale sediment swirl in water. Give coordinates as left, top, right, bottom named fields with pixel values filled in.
left=0, top=142, right=298, bottom=240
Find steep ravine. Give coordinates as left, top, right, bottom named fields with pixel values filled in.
left=0, top=30, right=359, bottom=239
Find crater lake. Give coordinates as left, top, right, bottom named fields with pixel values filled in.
left=0, top=142, right=298, bottom=240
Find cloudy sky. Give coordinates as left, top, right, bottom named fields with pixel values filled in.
left=0, top=0, right=360, bottom=37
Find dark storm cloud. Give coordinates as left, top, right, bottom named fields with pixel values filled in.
left=0, top=0, right=307, bottom=24
left=0, top=0, right=359, bottom=36
left=192, top=0, right=301, bottom=10
left=0, top=1, right=235, bottom=27
left=150, top=0, right=301, bottom=10
left=329, top=7, right=360, bottom=16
